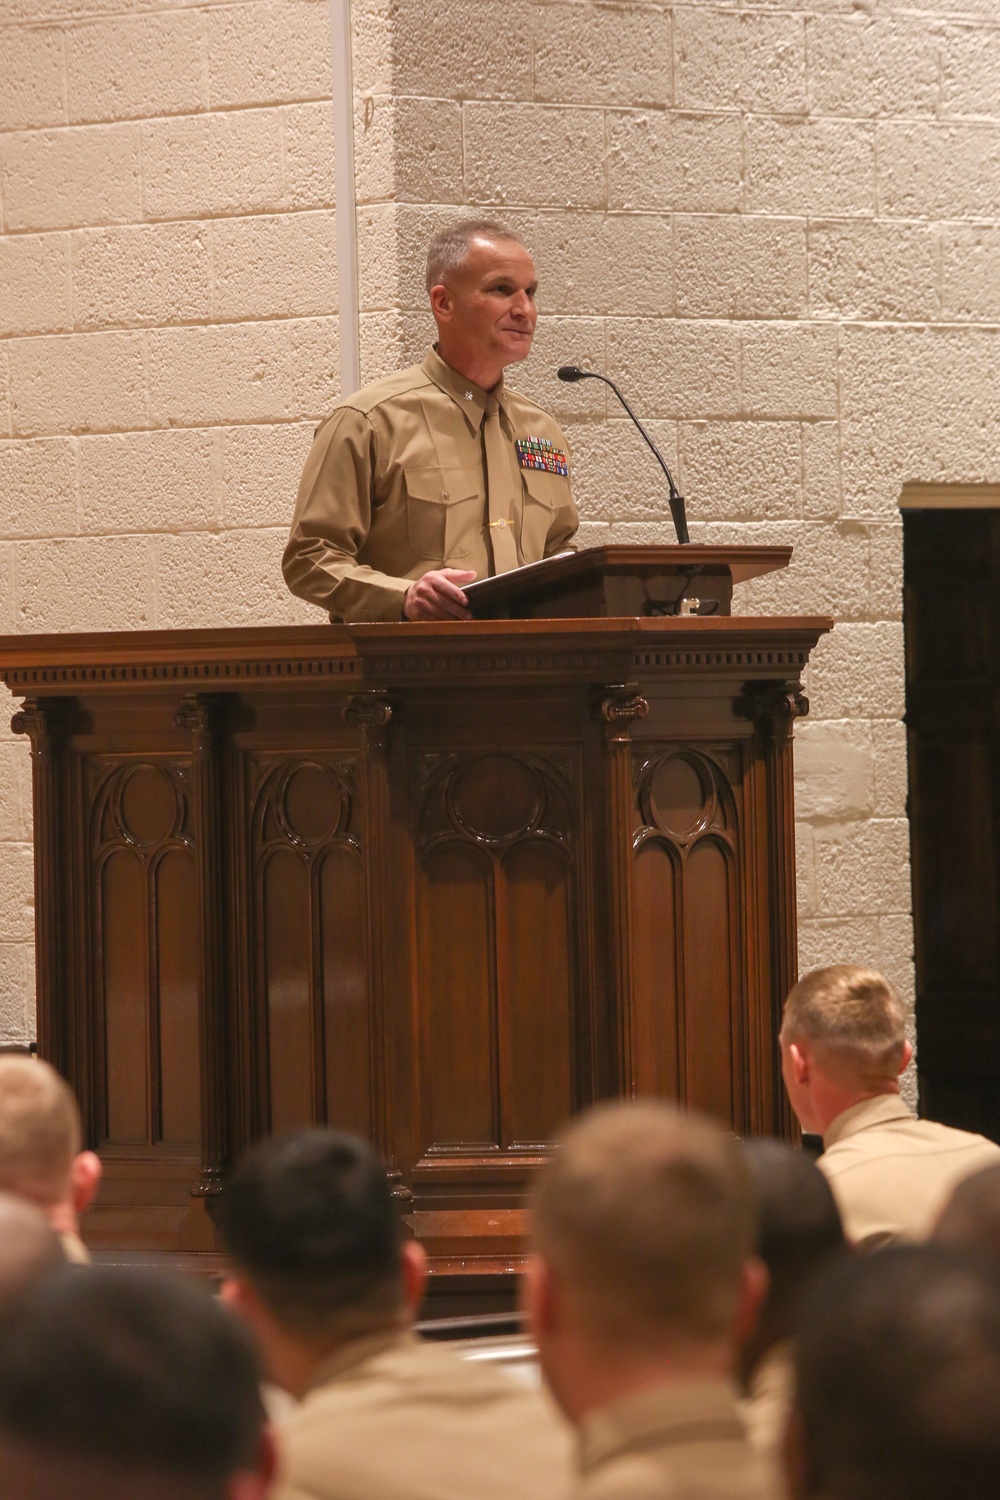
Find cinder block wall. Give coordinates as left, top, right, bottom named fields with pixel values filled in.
left=0, top=0, right=335, bottom=1037
left=3, top=0, right=1000, bottom=1055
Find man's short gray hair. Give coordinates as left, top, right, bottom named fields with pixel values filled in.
left=425, top=219, right=525, bottom=292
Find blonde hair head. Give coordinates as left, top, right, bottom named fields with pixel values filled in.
left=0, top=1057, right=81, bottom=1206
left=781, top=965, right=907, bottom=1079
left=531, top=1100, right=756, bottom=1349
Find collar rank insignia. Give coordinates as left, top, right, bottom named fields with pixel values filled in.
left=515, top=437, right=568, bottom=477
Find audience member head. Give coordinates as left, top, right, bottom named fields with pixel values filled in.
left=738, top=1139, right=847, bottom=1384
left=789, top=1245, right=1000, bottom=1500
left=0, top=1192, right=65, bottom=1306
left=220, top=1129, right=424, bottom=1396
left=0, top=1057, right=102, bottom=1235
left=0, top=1265, right=271, bottom=1500
left=779, top=965, right=912, bottom=1135
left=525, top=1100, right=764, bottom=1424
left=934, top=1162, right=1000, bottom=1262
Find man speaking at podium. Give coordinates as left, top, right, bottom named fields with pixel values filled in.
left=283, top=220, right=579, bottom=623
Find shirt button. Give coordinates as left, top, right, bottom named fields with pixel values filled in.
left=442, top=490, right=450, bottom=499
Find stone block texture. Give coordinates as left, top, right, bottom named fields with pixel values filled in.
left=0, top=0, right=327, bottom=1039
left=3, top=0, right=1000, bottom=1044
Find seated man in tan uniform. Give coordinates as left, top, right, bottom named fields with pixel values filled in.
left=780, top=964, right=1000, bottom=1248
left=283, top=219, right=578, bottom=623
left=0, top=1055, right=101, bottom=1264
left=525, top=1100, right=780, bottom=1500
left=220, top=1129, right=572, bottom=1500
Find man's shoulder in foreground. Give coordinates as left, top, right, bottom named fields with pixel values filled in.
left=272, top=1330, right=572, bottom=1500
left=571, top=1378, right=781, bottom=1500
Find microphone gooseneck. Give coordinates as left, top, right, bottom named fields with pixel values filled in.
left=555, top=365, right=690, bottom=545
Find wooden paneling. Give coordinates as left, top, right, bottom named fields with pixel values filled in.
left=0, top=607, right=831, bottom=1284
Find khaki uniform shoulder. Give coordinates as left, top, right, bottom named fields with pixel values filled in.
left=315, top=364, right=433, bottom=434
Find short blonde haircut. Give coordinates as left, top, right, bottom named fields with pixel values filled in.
left=0, top=1058, right=81, bottom=1206
left=531, top=1100, right=756, bottom=1348
left=781, top=965, right=907, bottom=1076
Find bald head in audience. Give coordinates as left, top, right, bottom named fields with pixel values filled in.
left=0, top=1265, right=272, bottom=1500
left=0, top=1057, right=101, bottom=1261
left=788, top=1245, right=1000, bottom=1500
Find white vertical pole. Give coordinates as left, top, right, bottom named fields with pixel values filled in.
left=328, top=0, right=361, bottom=395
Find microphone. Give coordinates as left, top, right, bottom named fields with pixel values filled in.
left=557, top=365, right=690, bottom=545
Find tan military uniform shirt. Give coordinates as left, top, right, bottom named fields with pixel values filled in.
left=283, top=347, right=579, bottom=623
left=571, top=1379, right=780, bottom=1500
left=818, top=1094, right=1000, bottom=1249
left=270, top=1328, right=572, bottom=1500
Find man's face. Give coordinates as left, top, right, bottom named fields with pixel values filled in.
left=433, top=237, right=539, bottom=373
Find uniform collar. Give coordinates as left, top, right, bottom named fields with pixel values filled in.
left=823, top=1093, right=913, bottom=1148
left=421, top=346, right=508, bottom=432
left=578, top=1377, right=746, bottom=1475
left=301, top=1325, right=415, bottom=1397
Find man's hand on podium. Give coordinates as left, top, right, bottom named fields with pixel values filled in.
left=403, top=568, right=476, bottom=621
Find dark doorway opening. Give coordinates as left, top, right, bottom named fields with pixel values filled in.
left=904, top=507, right=1000, bottom=1142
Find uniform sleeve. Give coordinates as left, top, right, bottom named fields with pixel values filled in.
left=282, top=406, right=412, bottom=623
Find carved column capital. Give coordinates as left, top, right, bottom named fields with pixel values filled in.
left=343, top=693, right=394, bottom=734
left=597, top=685, right=649, bottom=743
left=739, top=682, right=809, bottom=741
left=11, top=697, right=68, bottom=746
left=174, top=693, right=229, bottom=744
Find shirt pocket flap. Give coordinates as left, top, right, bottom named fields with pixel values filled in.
left=521, top=467, right=564, bottom=508
left=405, top=466, right=481, bottom=505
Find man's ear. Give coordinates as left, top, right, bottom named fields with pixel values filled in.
left=70, top=1151, right=102, bottom=1215
left=429, top=283, right=453, bottom=322
left=899, top=1038, right=915, bottom=1075
left=400, top=1239, right=428, bottom=1318
left=789, top=1041, right=810, bottom=1087
left=220, top=1273, right=269, bottom=1329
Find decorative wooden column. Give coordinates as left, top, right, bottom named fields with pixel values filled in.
left=598, top=683, right=649, bottom=1096
left=174, top=694, right=231, bottom=1208
left=342, top=691, right=406, bottom=1200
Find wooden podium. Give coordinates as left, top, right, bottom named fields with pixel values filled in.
left=0, top=547, right=830, bottom=1306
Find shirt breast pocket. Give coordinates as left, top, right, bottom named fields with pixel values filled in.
left=519, top=469, right=568, bottom=562
left=404, top=467, right=483, bottom=563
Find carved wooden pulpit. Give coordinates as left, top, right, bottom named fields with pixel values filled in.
left=0, top=547, right=831, bottom=1309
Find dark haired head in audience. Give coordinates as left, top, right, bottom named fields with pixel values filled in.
left=789, top=1245, right=1000, bottom=1500
left=740, top=1139, right=846, bottom=1379
left=933, top=1161, right=1000, bottom=1262
left=0, top=1265, right=271, bottom=1500
left=220, top=1130, right=425, bottom=1396
left=738, top=1140, right=848, bottom=1459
